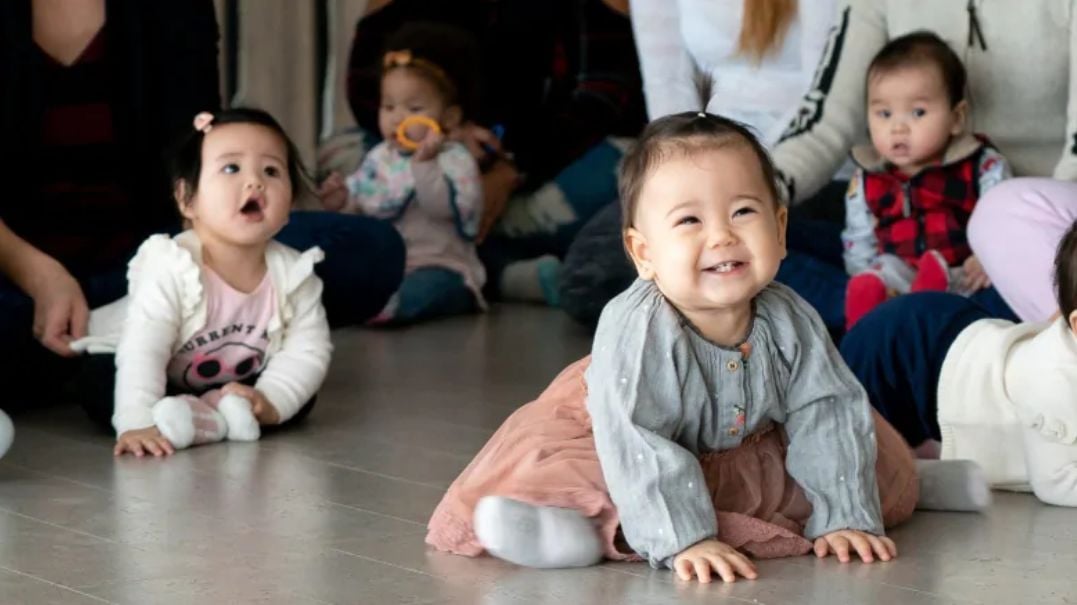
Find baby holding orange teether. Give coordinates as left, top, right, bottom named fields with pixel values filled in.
left=320, top=24, right=486, bottom=324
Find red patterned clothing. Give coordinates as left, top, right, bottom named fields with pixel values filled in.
left=842, top=133, right=1010, bottom=276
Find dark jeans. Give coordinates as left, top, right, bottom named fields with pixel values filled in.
left=391, top=267, right=478, bottom=324
left=838, top=292, right=995, bottom=447
left=0, top=211, right=404, bottom=413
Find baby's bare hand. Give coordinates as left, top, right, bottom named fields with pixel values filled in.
left=672, top=539, right=758, bottom=584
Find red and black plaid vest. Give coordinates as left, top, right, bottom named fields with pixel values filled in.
left=862, top=138, right=997, bottom=267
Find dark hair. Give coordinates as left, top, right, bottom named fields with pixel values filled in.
left=383, top=22, right=481, bottom=120
left=618, top=112, right=781, bottom=231
left=170, top=107, right=309, bottom=205
left=868, top=31, right=967, bottom=106
left=1055, top=220, right=1077, bottom=319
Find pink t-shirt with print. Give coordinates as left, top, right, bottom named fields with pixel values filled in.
left=166, top=267, right=276, bottom=392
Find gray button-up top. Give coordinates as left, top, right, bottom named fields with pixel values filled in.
left=585, top=279, right=883, bottom=568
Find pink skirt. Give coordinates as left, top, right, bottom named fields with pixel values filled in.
left=427, top=357, right=918, bottom=560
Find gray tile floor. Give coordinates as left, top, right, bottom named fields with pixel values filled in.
left=2, top=305, right=1076, bottom=604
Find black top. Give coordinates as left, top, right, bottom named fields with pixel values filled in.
left=0, top=0, right=221, bottom=275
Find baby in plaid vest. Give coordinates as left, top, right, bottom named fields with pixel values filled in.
left=842, top=31, right=1010, bottom=330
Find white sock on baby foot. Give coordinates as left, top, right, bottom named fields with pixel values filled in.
left=0, top=409, right=13, bottom=459
left=152, top=397, right=197, bottom=449
left=473, top=496, right=603, bottom=569
left=916, top=459, right=992, bottom=512
left=218, top=394, right=260, bottom=442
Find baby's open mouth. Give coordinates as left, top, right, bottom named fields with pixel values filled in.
left=240, top=198, right=264, bottom=217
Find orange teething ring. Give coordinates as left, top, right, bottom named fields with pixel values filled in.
left=395, top=115, right=442, bottom=151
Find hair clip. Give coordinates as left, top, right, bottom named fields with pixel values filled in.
left=193, top=112, right=214, bottom=134
left=383, top=49, right=414, bottom=68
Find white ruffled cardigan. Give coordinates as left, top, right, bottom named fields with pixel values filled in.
left=73, top=230, right=333, bottom=434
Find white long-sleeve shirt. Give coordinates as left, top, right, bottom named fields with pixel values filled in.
left=629, top=0, right=838, bottom=145
left=938, top=317, right=1077, bottom=506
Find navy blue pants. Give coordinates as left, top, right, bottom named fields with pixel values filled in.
left=391, top=267, right=478, bottom=324
left=838, top=292, right=1013, bottom=447
left=0, top=212, right=404, bottom=413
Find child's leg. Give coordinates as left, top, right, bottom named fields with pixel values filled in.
left=873, top=411, right=990, bottom=518
left=910, top=250, right=951, bottom=293
left=383, top=267, right=478, bottom=325
left=968, top=178, right=1077, bottom=322
left=152, top=395, right=228, bottom=449
left=473, top=496, right=603, bottom=569
left=840, top=292, right=989, bottom=449
left=844, top=254, right=915, bottom=330
left=915, top=459, right=991, bottom=511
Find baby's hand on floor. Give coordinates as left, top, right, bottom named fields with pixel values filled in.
left=114, top=427, right=175, bottom=458
left=962, top=255, right=991, bottom=291
left=673, top=538, right=758, bottom=583
left=317, top=172, right=348, bottom=212
left=814, top=530, right=896, bottom=563
left=221, top=383, right=280, bottom=425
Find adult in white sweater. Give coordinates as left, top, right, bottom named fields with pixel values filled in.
left=630, top=0, right=838, bottom=144
left=562, top=0, right=853, bottom=328
left=773, top=0, right=1077, bottom=204
left=841, top=220, right=1077, bottom=506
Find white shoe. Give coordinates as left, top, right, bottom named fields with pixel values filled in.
left=152, top=397, right=196, bottom=449
left=218, top=394, right=261, bottom=442
left=0, top=410, right=13, bottom=459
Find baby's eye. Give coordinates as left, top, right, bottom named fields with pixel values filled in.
left=408, top=106, right=424, bottom=113
left=222, top=163, right=239, bottom=174
left=264, top=166, right=281, bottom=177
left=912, top=108, right=927, bottom=118
left=732, top=207, right=757, bottom=218
left=675, top=216, right=700, bottom=226
left=876, top=109, right=891, bottom=119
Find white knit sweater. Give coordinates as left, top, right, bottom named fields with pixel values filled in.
left=772, top=0, right=1077, bottom=204
left=629, top=0, right=838, bottom=145
left=73, top=231, right=333, bottom=434
left=938, top=317, right=1077, bottom=506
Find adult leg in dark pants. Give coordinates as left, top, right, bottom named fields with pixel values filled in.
left=840, top=292, right=997, bottom=510
left=0, top=265, right=129, bottom=414
left=839, top=292, right=990, bottom=450
left=276, top=211, right=406, bottom=328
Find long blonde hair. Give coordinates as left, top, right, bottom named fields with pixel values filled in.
left=736, top=0, right=798, bottom=62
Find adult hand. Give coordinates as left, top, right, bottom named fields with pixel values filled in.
left=25, top=257, right=89, bottom=357
left=449, top=122, right=502, bottom=162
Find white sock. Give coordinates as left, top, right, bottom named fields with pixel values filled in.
left=473, top=496, right=603, bottom=569
left=500, top=255, right=562, bottom=305
left=916, top=459, right=992, bottom=512
left=0, top=410, right=13, bottom=459
left=152, top=396, right=197, bottom=449
left=218, top=394, right=261, bottom=442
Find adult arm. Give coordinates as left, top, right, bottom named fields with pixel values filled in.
left=771, top=0, right=888, bottom=204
